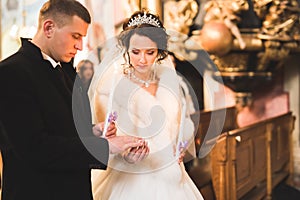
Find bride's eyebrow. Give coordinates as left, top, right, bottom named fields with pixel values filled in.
left=129, top=48, right=157, bottom=51
left=146, top=48, right=156, bottom=51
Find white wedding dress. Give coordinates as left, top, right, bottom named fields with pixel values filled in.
left=88, top=53, right=203, bottom=200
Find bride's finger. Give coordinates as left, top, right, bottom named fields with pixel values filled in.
left=136, top=147, right=149, bottom=162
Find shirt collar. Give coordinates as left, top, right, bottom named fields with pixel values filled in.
left=41, top=52, right=61, bottom=68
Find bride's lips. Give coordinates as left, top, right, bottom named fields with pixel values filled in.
left=138, top=65, right=148, bottom=69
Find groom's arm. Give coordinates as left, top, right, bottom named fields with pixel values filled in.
left=0, top=63, right=109, bottom=171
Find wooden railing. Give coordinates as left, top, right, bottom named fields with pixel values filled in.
left=187, top=106, right=237, bottom=199
left=188, top=108, right=295, bottom=200
left=210, top=112, right=295, bottom=200
left=191, top=106, right=237, bottom=158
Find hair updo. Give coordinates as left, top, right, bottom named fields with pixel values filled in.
left=118, top=10, right=169, bottom=62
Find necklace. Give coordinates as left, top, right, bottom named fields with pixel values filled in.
left=131, top=73, right=152, bottom=88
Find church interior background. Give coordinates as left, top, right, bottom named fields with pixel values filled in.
left=1, top=0, right=300, bottom=199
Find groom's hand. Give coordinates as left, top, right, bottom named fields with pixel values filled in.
left=93, top=122, right=116, bottom=138
left=103, top=122, right=117, bottom=138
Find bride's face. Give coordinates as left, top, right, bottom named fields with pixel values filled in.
left=128, top=34, right=158, bottom=76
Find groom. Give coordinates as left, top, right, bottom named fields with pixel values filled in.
left=0, top=1, right=143, bottom=199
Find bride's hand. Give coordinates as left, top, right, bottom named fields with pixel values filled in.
left=173, top=146, right=186, bottom=164
left=178, top=149, right=185, bottom=164
left=123, top=141, right=149, bottom=164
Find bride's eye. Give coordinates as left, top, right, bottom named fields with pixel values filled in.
left=147, top=51, right=155, bottom=55
left=131, top=50, right=140, bottom=55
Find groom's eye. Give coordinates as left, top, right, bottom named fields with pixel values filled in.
left=72, top=34, right=81, bottom=40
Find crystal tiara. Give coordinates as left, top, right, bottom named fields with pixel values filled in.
left=127, top=12, right=161, bottom=28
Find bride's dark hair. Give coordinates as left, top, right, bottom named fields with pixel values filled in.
left=118, top=9, right=169, bottom=64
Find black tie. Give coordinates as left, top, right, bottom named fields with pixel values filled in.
left=55, top=65, right=72, bottom=92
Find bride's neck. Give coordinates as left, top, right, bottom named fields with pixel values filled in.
left=134, top=71, right=151, bottom=81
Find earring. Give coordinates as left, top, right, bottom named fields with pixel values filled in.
left=123, top=52, right=134, bottom=76
left=151, top=58, right=159, bottom=82
left=123, top=63, right=134, bottom=76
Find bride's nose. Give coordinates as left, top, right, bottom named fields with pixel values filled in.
left=139, top=53, right=146, bottom=63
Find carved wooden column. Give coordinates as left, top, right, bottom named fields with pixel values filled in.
left=212, top=134, right=238, bottom=200
left=211, top=136, right=228, bottom=200
left=287, top=116, right=296, bottom=185
left=266, top=123, right=273, bottom=200
left=228, top=136, right=237, bottom=200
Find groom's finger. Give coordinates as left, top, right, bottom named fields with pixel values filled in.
left=123, top=137, right=144, bottom=150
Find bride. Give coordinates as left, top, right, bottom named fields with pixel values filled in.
left=88, top=10, right=203, bottom=200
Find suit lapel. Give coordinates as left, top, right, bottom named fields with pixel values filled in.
left=19, top=38, right=74, bottom=107
left=49, top=64, right=73, bottom=99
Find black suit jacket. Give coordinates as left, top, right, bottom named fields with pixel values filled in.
left=0, top=38, right=109, bottom=200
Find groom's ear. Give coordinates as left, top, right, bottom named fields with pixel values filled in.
left=43, top=20, right=55, bottom=38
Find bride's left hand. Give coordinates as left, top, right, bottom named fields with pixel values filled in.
left=178, top=148, right=186, bottom=164
left=123, top=141, right=149, bottom=164
left=173, top=146, right=186, bottom=164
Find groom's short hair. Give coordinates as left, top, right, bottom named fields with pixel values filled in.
left=37, top=0, right=91, bottom=29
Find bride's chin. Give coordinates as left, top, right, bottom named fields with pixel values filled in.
left=136, top=69, right=151, bottom=75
